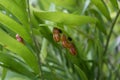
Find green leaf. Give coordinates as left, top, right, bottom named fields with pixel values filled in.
left=0, top=52, right=35, bottom=79
left=0, top=12, right=32, bottom=44
left=0, top=0, right=29, bottom=28
left=38, top=0, right=52, bottom=10
left=82, top=0, right=90, bottom=14
left=33, top=11, right=97, bottom=26
left=4, top=71, right=30, bottom=80
left=91, top=0, right=111, bottom=20
left=1, top=68, right=7, bottom=80
left=40, top=38, right=48, bottom=63
left=39, top=0, right=76, bottom=10
left=90, top=9, right=106, bottom=34
left=38, top=26, right=59, bottom=48
left=50, top=0, right=76, bottom=6
left=110, top=0, right=118, bottom=9
left=14, top=0, right=26, bottom=12
left=0, top=29, right=39, bottom=74
left=43, top=72, right=65, bottom=80
left=50, top=0, right=76, bottom=10
left=74, top=64, right=88, bottom=80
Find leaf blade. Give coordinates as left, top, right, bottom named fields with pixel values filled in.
left=0, top=0, right=29, bottom=28
left=0, top=29, right=39, bottom=74
left=91, top=0, right=111, bottom=20
left=110, top=0, right=118, bottom=9
left=34, top=11, right=97, bottom=26
left=0, top=52, right=35, bottom=79
left=74, top=64, right=88, bottom=80
left=0, top=12, right=32, bottom=44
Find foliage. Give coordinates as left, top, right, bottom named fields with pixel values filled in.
left=0, top=0, right=120, bottom=80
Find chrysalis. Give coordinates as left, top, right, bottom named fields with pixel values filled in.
left=68, top=43, right=77, bottom=55
left=53, top=27, right=62, bottom=42
left=61, top=34, right=70, bottom=48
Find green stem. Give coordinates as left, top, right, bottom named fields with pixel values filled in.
left=103, top=9, right=120, bottom=56
left=101, top=9, right=120, bottom=80
left=26, top=0, right=43, bottom=79
left=99, top=9, right=120, bottom=79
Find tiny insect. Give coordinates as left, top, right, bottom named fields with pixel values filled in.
left=16, top=34, right=24, bottom=44
left=53, top=27, right=62, bottom=42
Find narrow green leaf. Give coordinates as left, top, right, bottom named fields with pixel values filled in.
left=0, top=29, right=39, bottom=74
left=38, top=26, right=59, bottom=48
left=40, top=38, right=48, bottom=63
left=91, top=0, right=111, bottom=20
left=14, top=0, right=26, bottom=12
left=0, top=0, right=29, bottom=28
left=91, top=9, right=106, bottom=34
left=0, top=12, right=32, bottom=44
left=82, top=0, right=90, bottom=14
left=50, top=0, right=76, bottom=6
left=39, top=0, right=51, bottom=10
left=110, top=0, right=118, bottom=9
left=0, top=52, right=35, bottom=79
left=1, top=68, right=7, bottom=80
left=34, top=11, right=97, bottom=26
left=50, top=0, right=76, bottom=10
left=4, top=71, right=30, bottom=80
left=43, top=72, right=65, bottom=80
left=74, top=64, right=88, bottom=80
left=39, top=0, right=76, bottom=10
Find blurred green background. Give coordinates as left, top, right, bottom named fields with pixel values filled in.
left=0, top=0, right=120, bottom=80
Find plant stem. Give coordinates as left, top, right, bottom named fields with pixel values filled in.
left=103, top=9, right=120, bottom=56
left=26, top=0, right=43, bottom=79
left=100, top=9, right=120, bottom=80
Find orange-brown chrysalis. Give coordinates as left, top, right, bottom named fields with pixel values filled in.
left=61, top=35, right=77, bottom=55
left=16, top=34, right=24, bottom=44
left=61, top=34, right=70, bottom=48
left=53, top=27, right=77, bottom=55
left=68, top=43, right=77, bottom=55
left=53, top=27, right=62, bottom=42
